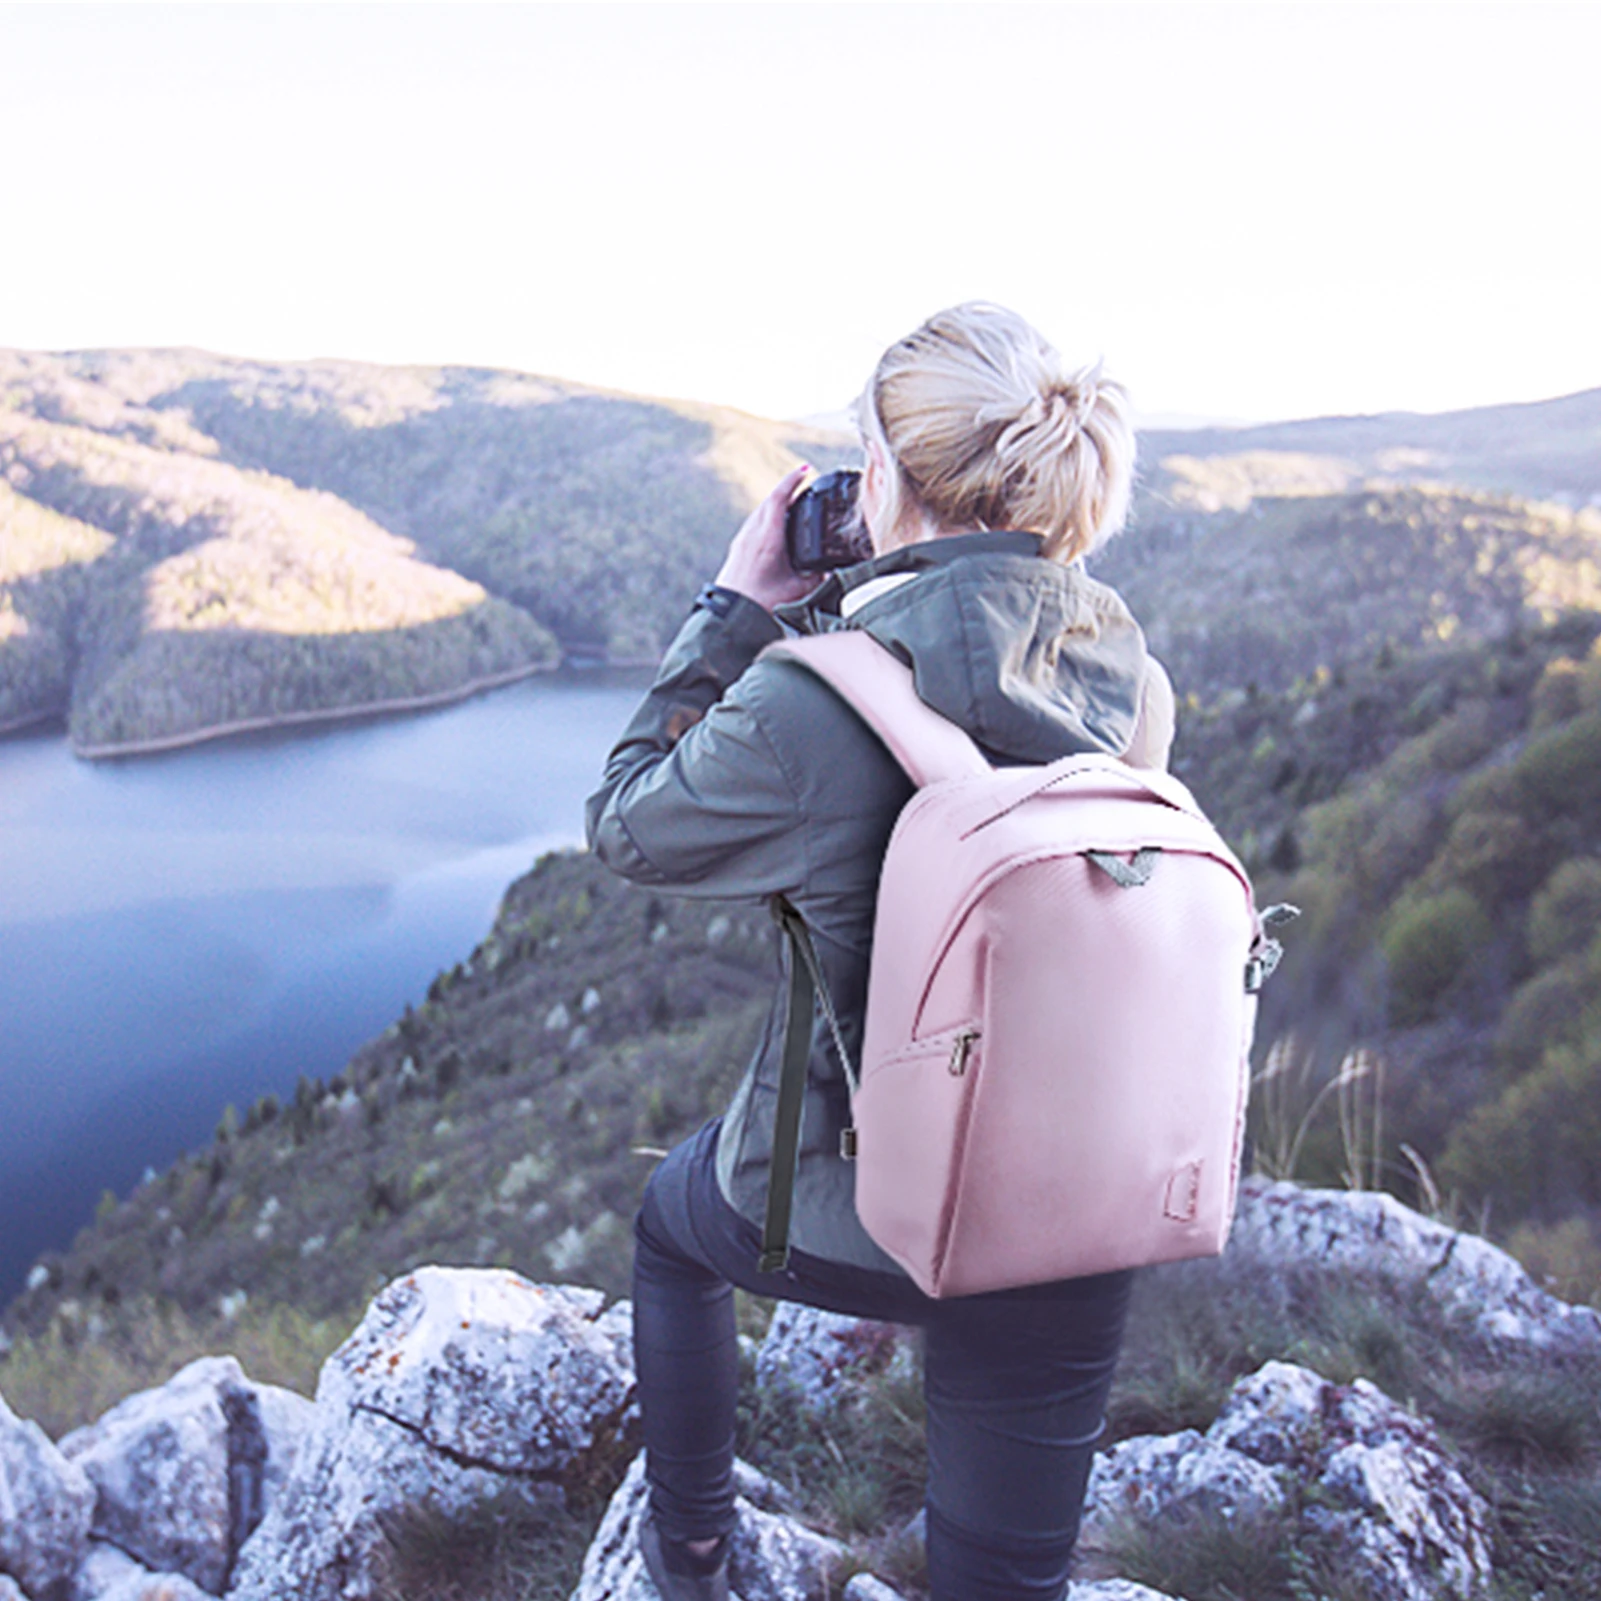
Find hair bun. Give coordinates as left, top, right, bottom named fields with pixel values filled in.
left=1042, top=363, right=1103, bottom=432
left=860, top=303, right=1135, bottom=561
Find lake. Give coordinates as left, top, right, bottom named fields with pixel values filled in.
left=0, top=671, right=651, bottom=1306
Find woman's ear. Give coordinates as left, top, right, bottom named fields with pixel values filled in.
left=861, top=440, right=891, bottom=551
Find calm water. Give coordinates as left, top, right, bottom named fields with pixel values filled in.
left=0, top=672, right=650, bottom=1304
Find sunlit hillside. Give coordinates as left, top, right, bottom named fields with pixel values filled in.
left=1136, top=386, right=1601, bottom=509
left=0, top=349, right=849, bottom=753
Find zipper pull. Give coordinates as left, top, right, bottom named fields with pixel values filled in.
left=948, top=1029, right=979, bottom=1077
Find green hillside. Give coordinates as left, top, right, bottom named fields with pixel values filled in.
left=0, top=349, right=849, bottom=752
left=1137, top=385, right=1601, bottom=508
left=1093, top=485, right=1601, bottom=702
left=4, top=347, right=1596, bottom=756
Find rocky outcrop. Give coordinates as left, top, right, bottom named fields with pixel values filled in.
left=839, top=1577, right=905, bottom=1601
left=3, top=1177, right=1582, bottom=1601
left=1082, top=1360, right=1492, bottom=1601
left=571, top=1454, right=847, bottom=1601
left=0, top=1388, right=96, bottom=1601
left=73, top=1541, right=214, bottom=1601
left=1070, top=1586, right=1188, bottom=1601
left=229, top=1267, right=635, bottom=1601
left=1233, top=1176, right=1601, bottom=1356
left=754, top=1305, right=913, bottom=1411
left=57, top=1357, right=310, bottom=1596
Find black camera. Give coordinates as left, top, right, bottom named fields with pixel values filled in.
left=784, top=469, right=871, bottom=574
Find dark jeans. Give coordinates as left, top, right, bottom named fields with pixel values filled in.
left=633, top=1121, right=1134, bottom=1601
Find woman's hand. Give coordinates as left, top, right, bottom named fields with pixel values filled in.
left=713, top=465, right=818, bottom=612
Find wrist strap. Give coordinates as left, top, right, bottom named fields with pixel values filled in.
left=693, top=583, right=740, bottom=619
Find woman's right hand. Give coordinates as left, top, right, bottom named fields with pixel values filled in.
left=712, top=465, right=817, bottom=613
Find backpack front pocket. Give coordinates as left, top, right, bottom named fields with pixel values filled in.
left=852, top=1026, right=983, bottom=1294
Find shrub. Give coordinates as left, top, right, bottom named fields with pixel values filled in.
left=1527, top=858, right=1601, bottom=967
left=1505, top=1214, right=1601, bottom=1308
left=1494, top=957, right=1594, bottom=1078
left=1440, top=1032, right=1601, bottom=1214
left=1513, top=711, right=1601, bottom=828
left=1530, top=656, right=1586, bottom=730
left=1426, top=808, right=1545, bottom=910
left=1381, top=887, right=1492, bottom=1026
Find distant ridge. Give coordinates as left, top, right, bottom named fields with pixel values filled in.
left=1, top=348, right=1594, bottom=758
left=1137, top=385, right=1601, bottom=508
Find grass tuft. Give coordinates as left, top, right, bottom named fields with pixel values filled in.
left=371, top=1489, right=597, bottom=1601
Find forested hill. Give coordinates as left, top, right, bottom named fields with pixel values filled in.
left=3, top=348, right=1597, bottom=756
left=0, top=350, right=846, bottom=754
left=1136, top=385, right=1601, bottom=509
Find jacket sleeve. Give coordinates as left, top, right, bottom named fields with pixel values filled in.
left=584, top=593, right=808, bottom=900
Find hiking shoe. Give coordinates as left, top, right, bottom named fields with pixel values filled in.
left=638, top=1508, right=731, bottom=1601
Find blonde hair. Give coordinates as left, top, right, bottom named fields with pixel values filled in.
left=856, top=303, right=1134, bottom=562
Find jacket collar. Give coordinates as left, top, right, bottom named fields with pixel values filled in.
left=775, top=530, right=1046, bottom=633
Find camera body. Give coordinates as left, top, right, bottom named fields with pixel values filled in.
left=784, top=468, right=871, bottom=574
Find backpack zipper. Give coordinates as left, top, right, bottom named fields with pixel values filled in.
left=948, top=1029, right=980, bottom=1076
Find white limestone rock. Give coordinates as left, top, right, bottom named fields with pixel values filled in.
left=230, top=1267, right=635, bottom=1601
left=57, top=1355, right=310, bottom=1596
left=755, top=1305, right=914, bottom=1410
left=1231, top=1176, right=1601, bottom=1355
left=840, top=1577, right=905, bottom=1601
left=0, top=1386, right=96, bottom=1601
left=1070, top=1584, right=1187, bottom=1601
left=1086, top=1429, right=1286, bottom=1526
left=571, top=1453, right=847, bottom=1601
left=1082, top=1360, right=1491, bottom=1601
left=74, top=1539, right=214, bottom=1601
left=0, top=1574, right=26, bottom=1601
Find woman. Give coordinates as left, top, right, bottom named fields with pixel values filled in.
left=586, top=303, right=1168, bottom=1601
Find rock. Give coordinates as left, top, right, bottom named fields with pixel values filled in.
left=56, top=1355, right=309, bottom=1597
left=732, top=1458, right=795, bottom=1514
left=1085, top=1428, right=1286, bottom=1525
left=841, top=1576, right=905, bottom=1601
left=1082, top=1360, right=1491, bottom=1601
left=755, top=1305, right=913, bottom=1409
left=230, top=1267, right=635, bottom=1601
left=0, top=1574, right=25, bottom=1601
left=1069, top=1584, right=1186, bottom=1601
left=74, top=1539, right=214, bottom=1601
left=1231, top=1176, right=1601, bottom=1356
left=572, top=1453, right=847, bottom=1601
left=731, top=1501, right=849, bottom=1601
left=0, top=1386, right=96, bottom=1601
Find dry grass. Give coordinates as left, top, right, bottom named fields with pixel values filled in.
left=0, top=1294, right=355, bottom=1438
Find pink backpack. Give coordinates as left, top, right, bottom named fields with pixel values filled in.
left=759, top=631, right=1291, bottom=1297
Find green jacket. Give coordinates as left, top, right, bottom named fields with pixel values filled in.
left=585, top=531, right=1152, bottom=1273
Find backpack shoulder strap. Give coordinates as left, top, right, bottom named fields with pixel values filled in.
left=761, top=632, right=991, bottom=786
left=1125, top=657, right=1175, bottom=773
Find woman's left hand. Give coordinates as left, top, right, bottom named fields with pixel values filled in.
left=713, top=465, right=818, bottom=612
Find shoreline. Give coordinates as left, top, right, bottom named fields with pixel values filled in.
left=0, top=708, right=64, bottom=740
left=70, top=661, right=560, bottom=760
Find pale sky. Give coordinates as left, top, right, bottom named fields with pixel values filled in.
left=3, top=2, right=1597, bottom=425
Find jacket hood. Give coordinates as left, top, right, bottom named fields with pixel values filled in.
left=775, top=531, right=1149, bottom=764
